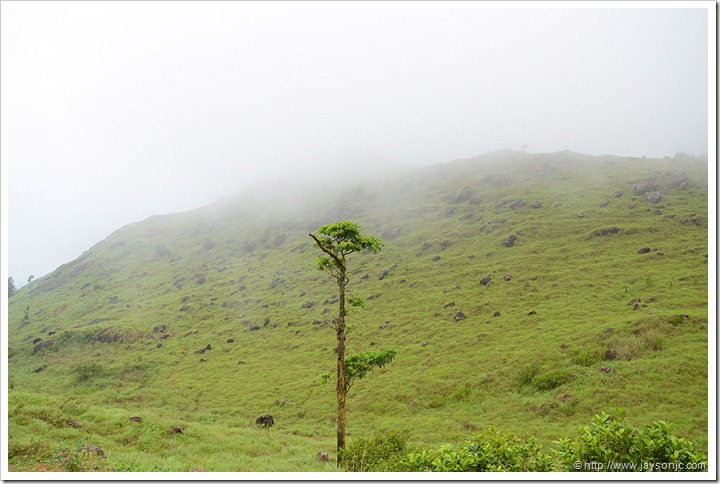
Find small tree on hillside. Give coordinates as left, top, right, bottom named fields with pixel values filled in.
left=8, top=277, right=16, bottom=298
left=309, top=221, right=394, bottom=464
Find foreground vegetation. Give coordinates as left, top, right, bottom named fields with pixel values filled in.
left=7, top=150, right=709, bottom=472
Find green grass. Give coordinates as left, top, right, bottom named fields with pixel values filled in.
left=7, top=150, right=709, bottom=471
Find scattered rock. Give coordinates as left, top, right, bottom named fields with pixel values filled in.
left=85, top=445, right=106, bottom=458
left=528, top=310, right=537, bottom=315
left=255, top=414, right=274, bottom=428
left=301, top=301, right=315, bottom=309
left=194, top=344, right=212, bottom=354
left=454, top=311, right=467, bottom=321
left=645, top=191, right=662, bottom=204
left=577, top=213, right=585, bottom=218
left=592, top=227, right=621, bottom=237
left=264, top=317, right=271, bottom=327
left=199, top=358, right=206, bottom=363
left=316, top=452, right=331, bottom=462
left=439, top=240, right=452, bottom=250
left=378, top=268, right=391, bottom=280
left=613, top=190, right=623, bottom=198
left=450, top=187, right=472, bottom=203
left=226, top=338, right=234, bottom=343
left=67, top=418, right=81, bottom=428
left=238, top=360, right=246, bottom=365
left=504, top=234, right=517, bottom=247
left=156, top=343, right=163, bottom=348
left=600, top=367, right=612, bottom=374
left=503, top=273, right=512, bottom=281
left=33, top=365, right=47, bottom=373
left=249, top=325, right=261, bottom=331
left=480, top=276, right=492, bottom=286
left=530, top=201, right=542, bottom=209
left=560, top=394, right=572, bottom=403
left=32, top=337, right=42, bottom=344
left=493, top=311, right=501, bottom=317
left=462, top=423, right=478, bottom=430
left=638, top=247, right=651, bottom=254
left=172, top=426, right=184, bottom=434
left=432, top=256, right=441, bottom=262
left=634, top=179, right=659, bottom=195
left=598, top=200, right=609, bottom=207
left=129, top=416, right=142, bottom=423
left=421, top=341, right=429, bottom=346
left=681, top=214, right=704, bottom=226
left=604, top=348, right=618, bottom=361
left=667, top=172, right=688, bottom=189
left=444, top=301, right=455, bottom=308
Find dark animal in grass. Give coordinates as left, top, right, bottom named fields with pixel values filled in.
left=255, top=414, right=274, bottom=428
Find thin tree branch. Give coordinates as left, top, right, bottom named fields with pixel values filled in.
left=309, top=233, right=344, bottom=267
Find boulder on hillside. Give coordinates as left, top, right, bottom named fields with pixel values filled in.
left=480, top=276, right=492, bottom=286
left=504, top=234, right=517, bottom=247
left=634, top=179, right=659, bottom=195
left=454, top=311, right=467, bottom=321
left=645, top=191, right=662, bottom=204
left=667, top=172, right=689, bottom=189
left=450, top=187, right=472, bottom=204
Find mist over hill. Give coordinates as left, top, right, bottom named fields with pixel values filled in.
left=7, top=150, right=709, bottom=472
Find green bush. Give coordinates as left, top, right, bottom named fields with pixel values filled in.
left=556, top=411, right=707, bottom=471
left=405, top=428, right=554, bottom=472
left=531, top=368, right=571, bottom=391
left=517, top=364, right=541, bottom=386
left=72, top=362, right=112, bottom=383
left=339, top=431, right=411, bottom=472
left=570, top=347, right=603, bottom=366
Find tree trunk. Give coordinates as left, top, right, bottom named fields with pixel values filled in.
left=336, top=268, right=347, bottom=466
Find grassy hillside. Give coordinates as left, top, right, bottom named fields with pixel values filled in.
left=7, top=150, right=709, bottom=472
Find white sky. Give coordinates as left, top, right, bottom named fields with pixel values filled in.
left=2, top=1, right=712, bottom=285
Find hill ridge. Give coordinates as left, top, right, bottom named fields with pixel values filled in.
left=8, top=150, right=709, bottom=471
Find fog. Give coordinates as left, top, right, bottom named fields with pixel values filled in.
left=2, top=2, right=711, bottom=286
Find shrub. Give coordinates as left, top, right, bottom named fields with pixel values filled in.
left=517, top=363, right=541, bottom=386
left=570, top=347, right=603, bottom=366
left=556, top=411, right=707, bottom=471
left=339, top=431, right=411, bottom=471
left=531, top=368, right=571, bottom=391
left=50, top=441, right=108, bottom=472
left=405, top=428, right=554, bottom=472
left=73, top=362, right=112, bottom=383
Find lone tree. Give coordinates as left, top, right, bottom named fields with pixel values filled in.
left=309, top=221, right=395, bottom=464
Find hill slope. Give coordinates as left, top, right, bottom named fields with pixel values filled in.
left=7, top=150, right=709, bottom=471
